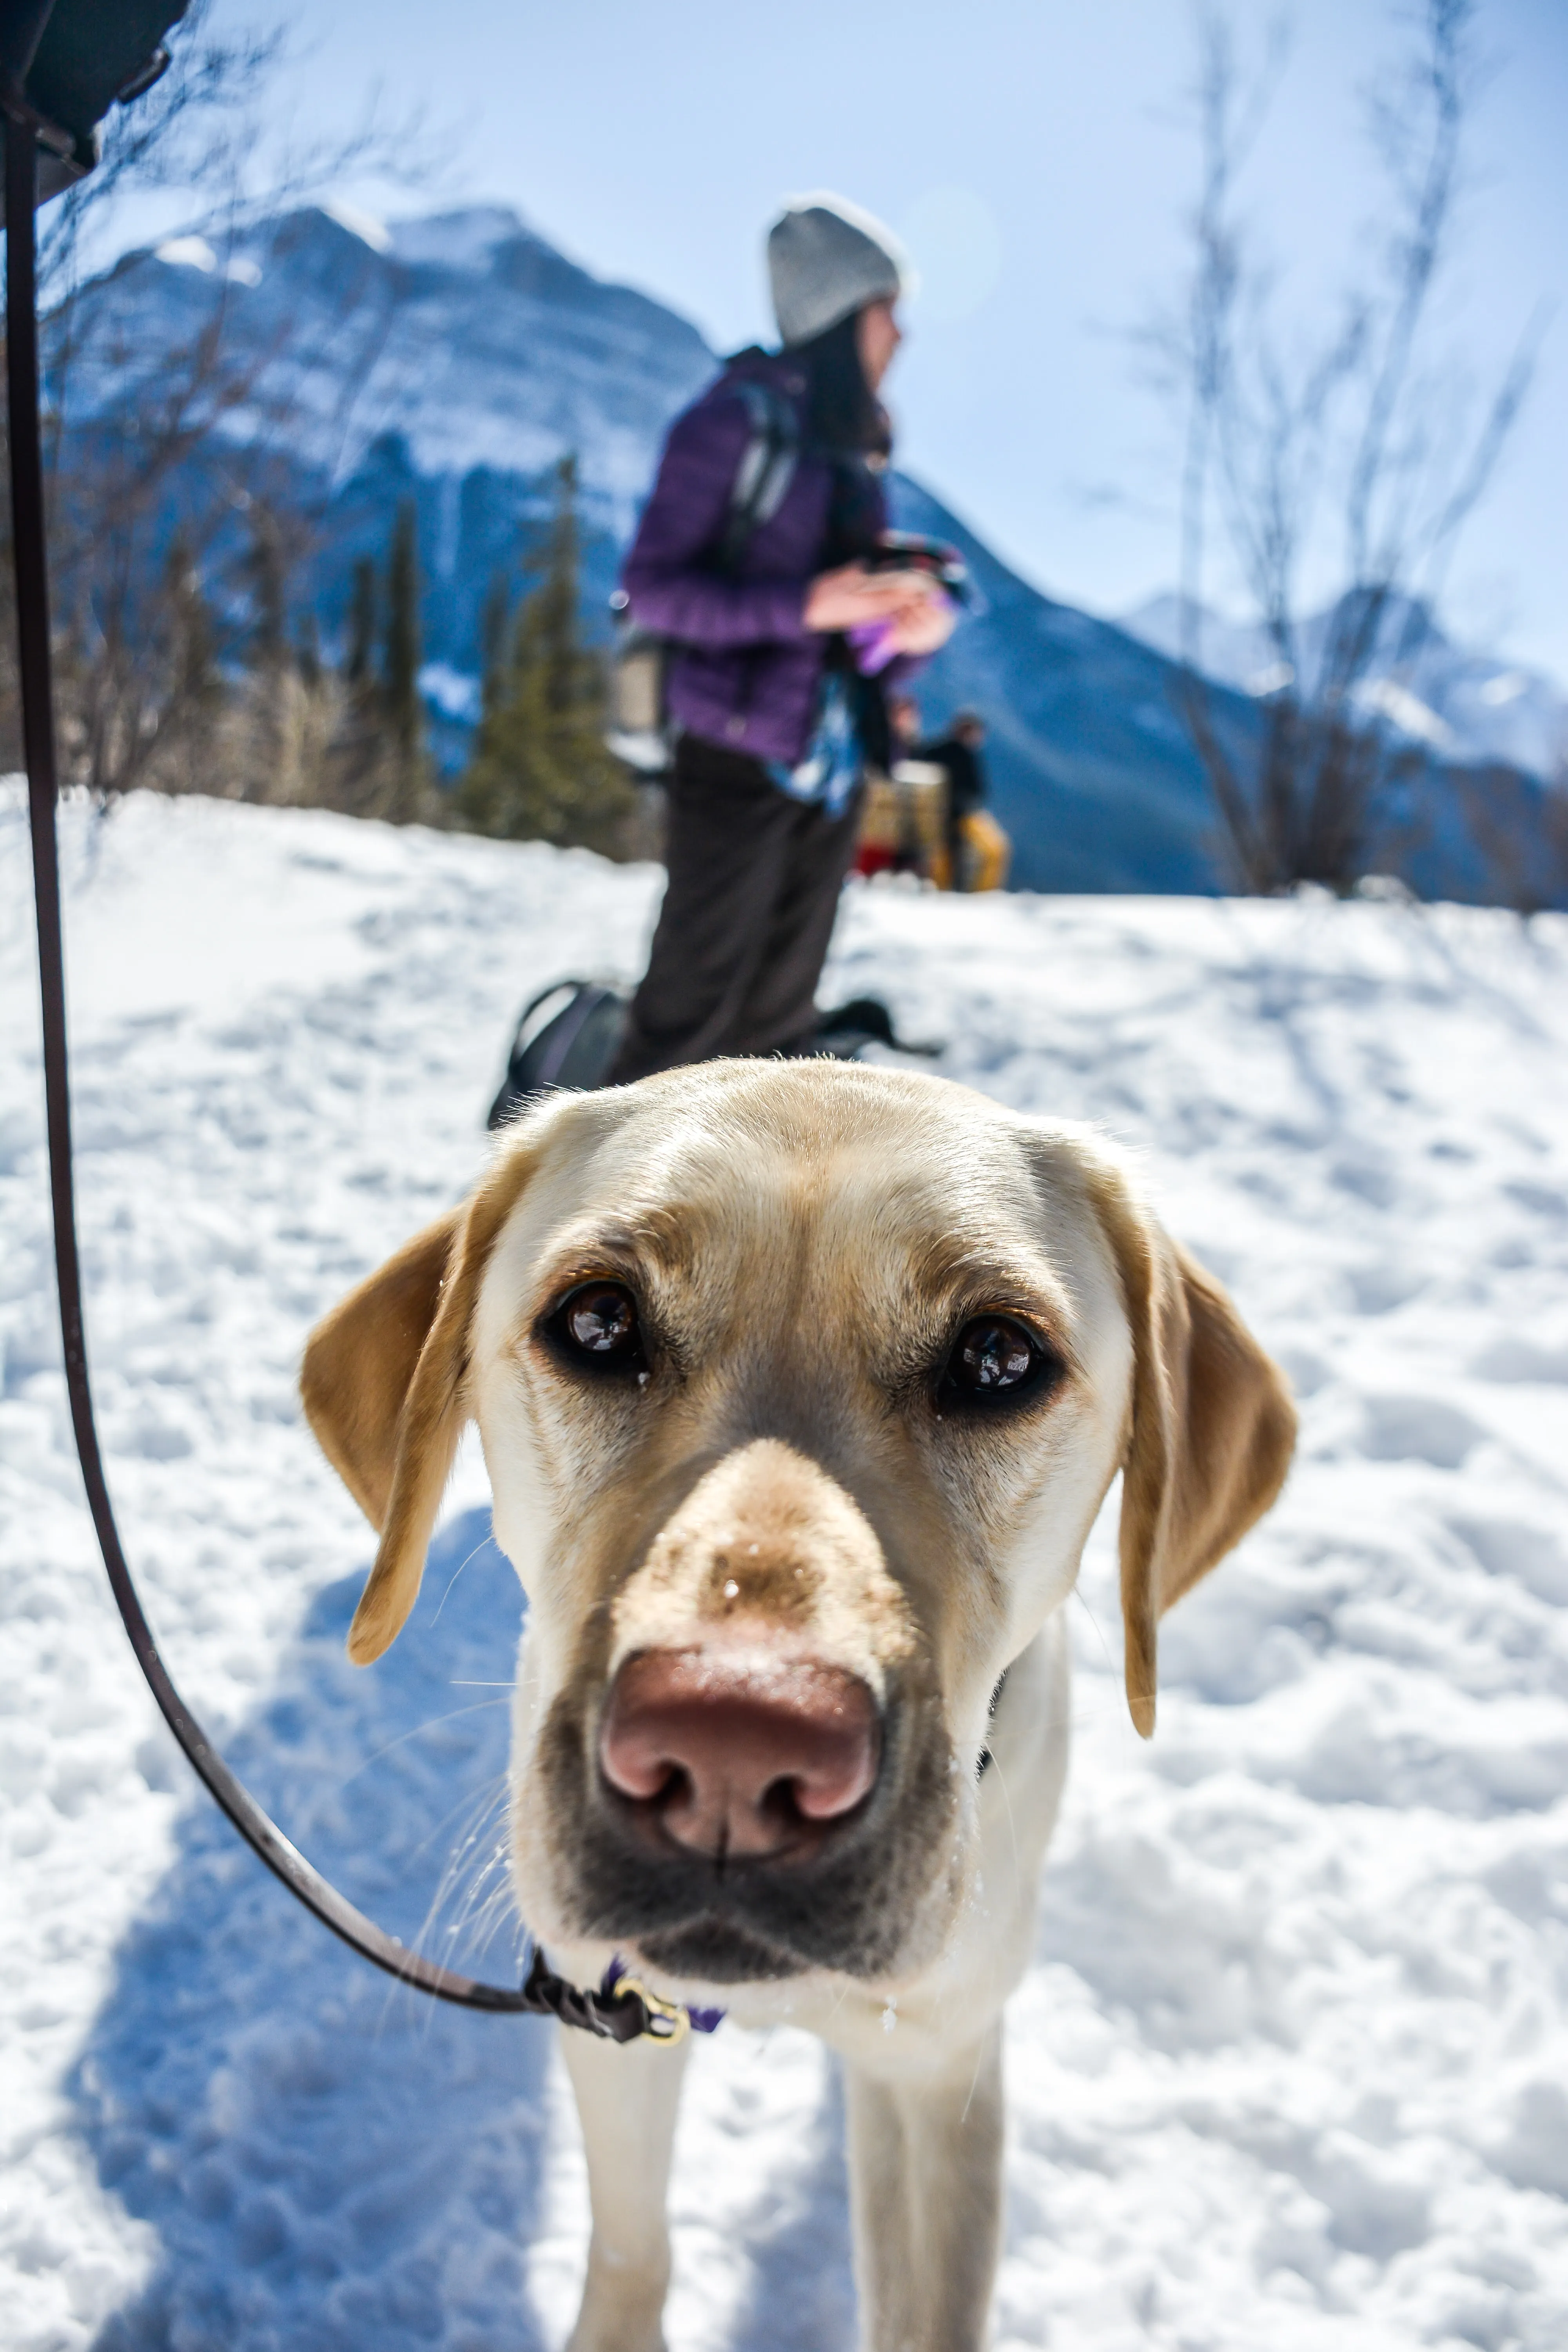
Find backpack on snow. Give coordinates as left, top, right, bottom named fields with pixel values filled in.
left=604, top=377, right=800, bottom=775
left=486, top=979, right=631, bottom=1130
left=486, top=978, right=940, bottom=1131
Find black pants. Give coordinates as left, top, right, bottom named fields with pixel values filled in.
left=607, top=733, right=863, bottom=1085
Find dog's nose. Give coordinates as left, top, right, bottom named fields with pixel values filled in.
left=599, top=1650, right=880, bottom=1860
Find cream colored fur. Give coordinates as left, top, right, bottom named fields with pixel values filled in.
left=301, top=1060, right=1294, bottom=2352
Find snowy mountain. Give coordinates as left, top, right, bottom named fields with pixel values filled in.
left=74, top=200, right=715, bottom=526
left=4, top=787, right=1568, bottom=2348
left=58, top=203, right=1563, bottom=900
left=1124, top=590, right=1568, bottom=784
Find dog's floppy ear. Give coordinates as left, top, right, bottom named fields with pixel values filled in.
left=1087, top=1163, right=1296, bottom=1738
left=301, top=1150, right=535, bottom=1665
left=301, top=1211, right=462, bottom=1532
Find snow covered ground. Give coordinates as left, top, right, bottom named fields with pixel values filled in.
left=2, top=784, right=1566, bottom=2352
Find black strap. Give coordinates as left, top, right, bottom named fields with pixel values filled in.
left=532, top=980, right=619, bottom=1091
left=3, top=102, right=667, bottom=2042
left=714, top=376, right=798, bottom=574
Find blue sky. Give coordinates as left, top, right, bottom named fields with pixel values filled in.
left=130, top=0, right=1568, bottom=680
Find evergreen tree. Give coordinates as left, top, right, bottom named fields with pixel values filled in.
left=478, top=568, right=510, bottom=708
left=383, top=500, right=422, bottom=754
left=245, top=513, right=286, bottom=673
left=326, top=528, right=429, bottom=822
left=344, top=557, right=376, bottom=689
left=379, top=499, right=432, bottom=822
left=296, top=610, right=321, bottom=689
left=455, top=455, right=633, bottom=855
left=242, top=510, right=289, bottom=799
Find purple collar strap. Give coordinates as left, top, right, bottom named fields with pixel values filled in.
left=603, top=1953, right=726, bottom=2038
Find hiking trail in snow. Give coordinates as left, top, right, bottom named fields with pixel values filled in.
left=2, top=786, right=1566, bottom=2351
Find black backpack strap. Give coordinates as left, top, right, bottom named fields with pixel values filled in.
left=714, top=378, right=799, bottom=575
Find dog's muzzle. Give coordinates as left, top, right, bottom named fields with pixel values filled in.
left=535, top=1641, right=957, bottom=1985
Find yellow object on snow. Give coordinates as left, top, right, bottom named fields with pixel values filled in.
left=955, top=808, right=1011, bottom=892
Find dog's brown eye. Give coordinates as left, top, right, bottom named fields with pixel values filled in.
left=943, top=1316, right=1054, bottom=1404
left=549, top=1282, right=645, bottom=1372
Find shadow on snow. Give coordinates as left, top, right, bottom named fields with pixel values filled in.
left=73, top=1509, right=557, bottom=2351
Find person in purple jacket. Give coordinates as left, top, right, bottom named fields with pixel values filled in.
left=605, top=194, right=954, bottom=1084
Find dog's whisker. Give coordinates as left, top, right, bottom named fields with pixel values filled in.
left=988, top=1742, right=1023, bottom=1896
left=1071, top=1580, right=1120, bottom=1682
left=456, top=1878, right=521, bottom=1962
left=436, top=1826, right=511, bottom=1924
left=332, top=1700, right=511, bottom=1793
left=430, top=1806, right=510, bottom=1900
left=958, top=2037, right=988, bottom=2127
left=428, top=1532, right=497, bottom=1628
left=401, top=1815, right=514, bottom=1991
left=411, top=1790, right=512, bottom=1949
left=406, top=1771, right=510, bottom=1869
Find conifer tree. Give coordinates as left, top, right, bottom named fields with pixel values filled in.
left=321, top=555, right=383, bottom=813
left=383, top=500, right=422, bottom=756
left=245, top=513, right=287, bottom=673
left=379, top=499, right=431, bottom=822
left=478, top=568, right=510, bottom=706
left=296, top=611, right=321, bottom=689
left=344, top=557, right=376, bottom=690
left=242, top=511, right=289, bottom=799
left=326, top=530, right=428, bottom=821
left=455, top=455, right=633, bottom=856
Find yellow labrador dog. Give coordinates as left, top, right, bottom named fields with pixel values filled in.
left=303, top=1059, right=1293, bottom=2352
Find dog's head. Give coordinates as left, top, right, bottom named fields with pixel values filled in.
left=302, top=1062, right=1293, bottom=1991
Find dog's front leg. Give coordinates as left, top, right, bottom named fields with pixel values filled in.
left=843, top=2025, right=1004, bottom=2352
left=560, top=2022, right=691, bottom=2352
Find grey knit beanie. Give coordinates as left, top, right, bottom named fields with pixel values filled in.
left=767, top=194, right=907, bottom=348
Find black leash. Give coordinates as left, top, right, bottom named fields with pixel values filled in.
left=4, top=92, right=684, bottom=2048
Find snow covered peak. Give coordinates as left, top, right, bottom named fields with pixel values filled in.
left=1122, top=589, right=1568, bottom=782
left=386, top=206, right=530, bottom=272
left=319, top=196, right=393, bottom=253
left=71, top=199, right=717, bottom=516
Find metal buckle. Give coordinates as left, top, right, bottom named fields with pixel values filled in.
left=614, top=1975, right=690, bottom=2046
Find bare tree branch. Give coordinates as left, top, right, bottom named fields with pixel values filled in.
left=1154, top=0, right=1543, bottom=896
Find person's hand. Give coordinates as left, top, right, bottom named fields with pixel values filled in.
left=803, top=563, right=935, bottom=634
left=883, top=592, right=956, bottom=656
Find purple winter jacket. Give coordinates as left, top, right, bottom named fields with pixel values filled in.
left=620, top=348, right=891, bottom=769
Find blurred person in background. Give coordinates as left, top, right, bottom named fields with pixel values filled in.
left=920, top=707, right=1010, bottom=893
left=606, top=196, right=953, bottom=1083
left=922, top=709, right=989, bottom=842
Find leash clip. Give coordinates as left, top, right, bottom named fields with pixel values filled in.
left=613, top=1974, right=691, bottom=2046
